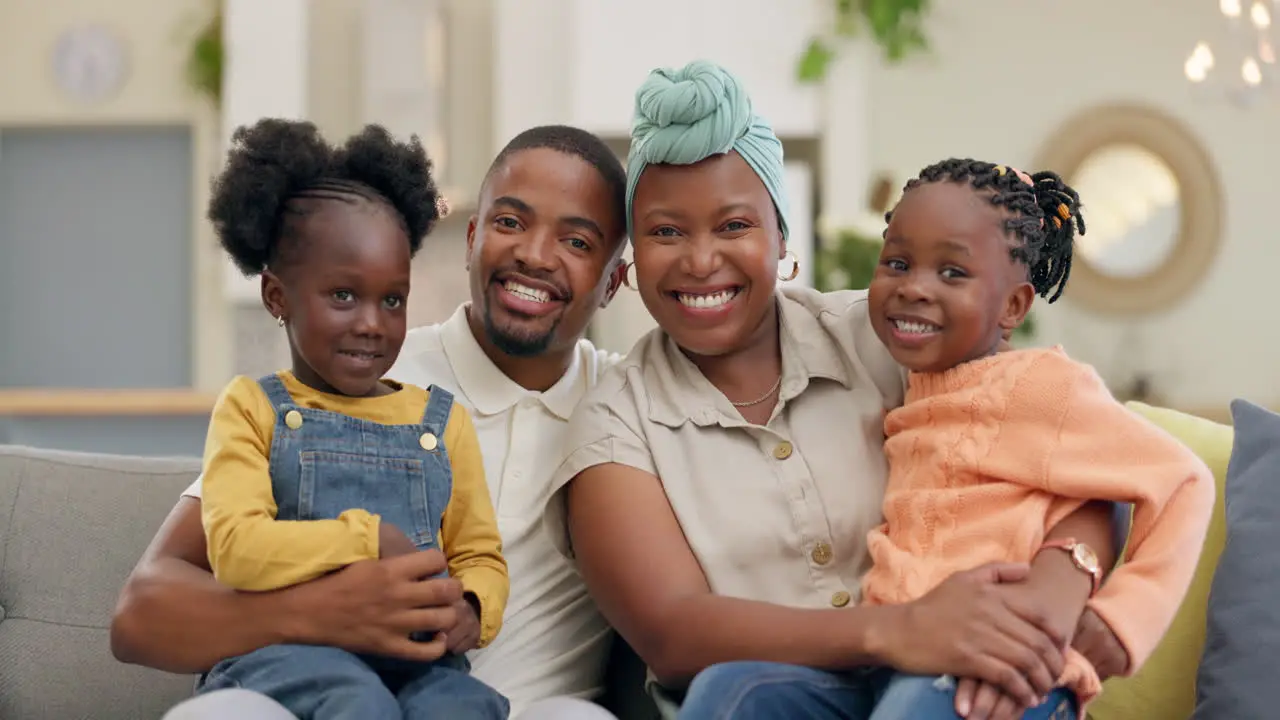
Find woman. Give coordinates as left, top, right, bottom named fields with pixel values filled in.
left=544, top=61, right=1129, bottom=720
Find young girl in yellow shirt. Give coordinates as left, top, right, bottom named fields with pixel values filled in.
left=195, top=118, right=509, bottom=719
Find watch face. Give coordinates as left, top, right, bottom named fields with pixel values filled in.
left=1073, top=543, right=1101, bottom=572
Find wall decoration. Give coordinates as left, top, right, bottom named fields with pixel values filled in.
left=1033, top=104, right=1224, bottom=316
left=51, top=24, right=131, bottom=104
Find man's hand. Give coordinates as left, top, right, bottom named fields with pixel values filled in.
left=874, top=563, right=1065, bottom=708
left=444, top=593, right=483, bottom=654
left=1072, top=608, right=1129, bottom=680
left=290, top=548, right=463, bottom=662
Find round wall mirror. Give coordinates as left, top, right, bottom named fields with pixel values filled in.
left=1033, top=105, right=1223, bottom=315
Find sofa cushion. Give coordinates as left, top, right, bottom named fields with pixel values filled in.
left=0, top=445, right=201, bottom=720
left=1191, top=401, right=1280, bottom=720
left=1086, top=403, right=1233, bottom=720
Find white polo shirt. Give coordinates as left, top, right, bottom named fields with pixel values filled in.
left=184, top=304, right=618, bottom=714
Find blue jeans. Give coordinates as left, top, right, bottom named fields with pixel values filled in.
left=198, top=644, right=509, bottom=719
left=676, top=661, right=1077, bottom=720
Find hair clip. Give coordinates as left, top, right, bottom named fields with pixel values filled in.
left=1052, top=217, right=1063, bottom=229
left=436, top=195, right=452, bottom=218
left=994, top=165, right=1008, bottom=176
left=1057, top=203, right=1071, bottom=221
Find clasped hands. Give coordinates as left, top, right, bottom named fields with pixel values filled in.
left=877, top=562, right=1128, bottom=720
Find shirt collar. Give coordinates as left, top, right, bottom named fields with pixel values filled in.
left=644, top=290, right=852, bottom=428
left=438, top=304, right=585, bottom=421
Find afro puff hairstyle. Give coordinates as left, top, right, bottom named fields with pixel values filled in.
left=209, top=118, right=443, bottom=277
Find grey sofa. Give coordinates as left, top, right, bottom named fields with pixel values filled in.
left=0, top=444, right=656, bottom=720
left=0, top=444, right=200, bottom=719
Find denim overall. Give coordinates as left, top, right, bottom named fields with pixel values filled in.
left=197, top=374, right=510, bottom=720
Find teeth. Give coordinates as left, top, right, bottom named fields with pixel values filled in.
left=677, top=289, right=739, bottom=309
left=504, top=281, right=551, bottom=303
left=893, top=319, right=940, bottom=334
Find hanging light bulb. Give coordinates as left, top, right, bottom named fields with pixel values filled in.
left=1194, top=41, right=1216, bottom=69
left=1252, top=1, right=1272, bottom=27
left=1242, top=56, right=1263, bottom=84
left=1222, top=0, right=1243, bottom=18
left=1186, top=55, right=1209, bottom=82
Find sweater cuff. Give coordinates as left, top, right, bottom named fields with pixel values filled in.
left=339, top=508, right=382, bottom=560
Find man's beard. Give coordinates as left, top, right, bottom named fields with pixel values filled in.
left=482, top=305, right=560, bottom=358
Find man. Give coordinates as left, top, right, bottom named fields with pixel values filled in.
left=111, top=125, right=631, bottom=718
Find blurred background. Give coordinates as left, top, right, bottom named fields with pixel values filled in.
left=0, top=0, right=1275, bottom=456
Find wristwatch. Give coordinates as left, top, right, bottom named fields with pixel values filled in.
left=1038, top=538, right=1102, bottom=597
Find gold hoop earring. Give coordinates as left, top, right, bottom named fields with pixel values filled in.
left=622, top=262, right=639, bottom=291
left=277, top=316, right=286, bottom=327
left=777, top=251, right=800, bottom=282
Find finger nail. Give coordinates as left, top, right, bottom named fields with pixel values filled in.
left=957, top=699, right=970, bottom=715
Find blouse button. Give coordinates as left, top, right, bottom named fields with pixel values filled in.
left=830, top=590, right=852, bottom=608
left=419, top=433, right=438, bottom=451
left=284, top=410, right=303, bottom=430
left=773, top=441, right=793, bottom=460
left=811, top=542, right=833, bottom=566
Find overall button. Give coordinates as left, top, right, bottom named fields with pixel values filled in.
left=284, top=410, right=303, bottom=430
left=419, top=433, right=438, bottom=451
left=773, top=441, right=793, bottom=460
left=830, top=590, right=852, bottom=608
left=811, top=542, right=833, bottom=565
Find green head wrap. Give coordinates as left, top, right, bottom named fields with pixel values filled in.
left=625, top=60, right=789, bottom=241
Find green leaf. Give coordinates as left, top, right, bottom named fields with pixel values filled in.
left=796, top=38, right=836, bottom=83
left=185, top=3, right=223, bottom=105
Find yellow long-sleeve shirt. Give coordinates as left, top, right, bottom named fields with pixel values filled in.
left=201, top=371, right=509, bottom=647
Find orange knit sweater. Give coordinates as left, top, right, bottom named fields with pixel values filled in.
left=861, top=347, right=1214, bottom=704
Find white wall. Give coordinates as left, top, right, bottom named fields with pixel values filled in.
left=0, top=0, right=225, bottom=390
left=866, top=0, right=1276, bottom=411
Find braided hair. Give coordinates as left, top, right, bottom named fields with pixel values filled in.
left=210, top=119, right=443, bottom=277
left=885, top=158, right=1085, bottom=303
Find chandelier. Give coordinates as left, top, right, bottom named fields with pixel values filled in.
left=1184, top=0, right=1279, bottom=102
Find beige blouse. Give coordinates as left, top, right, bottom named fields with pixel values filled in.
left=546, top=286, right=907, bottom=609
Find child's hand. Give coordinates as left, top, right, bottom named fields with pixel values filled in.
left=1072, top=608, right=1129, bottom=680
left=954, top=677, right=1026, bottom=720
left=378, top=522, right=418, bottom=559
left=444, top=593, right=482, bottom=654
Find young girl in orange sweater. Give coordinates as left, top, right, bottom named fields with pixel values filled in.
left=859, top=159, right=1215, bottom=720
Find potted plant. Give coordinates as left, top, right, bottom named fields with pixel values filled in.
left=185, top=1, right=223, bottom=106
left=798, top=0, right=932, bottom=82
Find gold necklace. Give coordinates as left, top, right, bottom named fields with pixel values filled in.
left=730, top=375, right=783, bottom=407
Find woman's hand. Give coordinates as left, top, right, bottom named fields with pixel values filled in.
left=953, top=610, right=1124, bottom=720
left=954, top=609, right=1123, bottom=720
left=873, top=563, right=1066, bottom=708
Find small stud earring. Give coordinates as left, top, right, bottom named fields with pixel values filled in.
left=277, top=316, right=286, bottom=327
